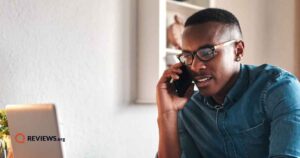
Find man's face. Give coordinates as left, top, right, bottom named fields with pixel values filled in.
left=182, top=22, right=241, bottom=97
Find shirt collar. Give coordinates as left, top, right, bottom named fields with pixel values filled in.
left=195, top=64, right=249, bottom=109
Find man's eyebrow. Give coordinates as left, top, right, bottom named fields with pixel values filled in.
left=198, top=44, right=214, bottom=49
left=182, top=44, right=214, bottom=53
left=181, top=50, right=192, bottom=53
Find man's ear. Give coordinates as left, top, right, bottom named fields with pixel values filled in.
left=235, top=40, right=245, bottom=61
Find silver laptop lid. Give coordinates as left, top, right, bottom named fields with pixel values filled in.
left=6, top=104, right=63, bottom=158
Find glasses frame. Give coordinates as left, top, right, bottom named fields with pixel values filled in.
left=177, top=40, right=237, bottom=65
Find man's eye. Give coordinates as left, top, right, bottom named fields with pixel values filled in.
left=202, top=51, right=212, bottom=56
left=198, top=48, right=213, bottom=57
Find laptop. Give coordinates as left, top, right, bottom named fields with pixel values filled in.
left=6, top=104, right=64, bottom=158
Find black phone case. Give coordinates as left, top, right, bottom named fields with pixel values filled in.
left=173, top=65, right=193, bottom=97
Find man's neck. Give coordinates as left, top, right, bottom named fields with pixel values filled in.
left=212, top=66, right=241, bottom=105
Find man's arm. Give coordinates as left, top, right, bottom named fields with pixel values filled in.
left=156, top=111, right=203, bottom=158
left=157, top=111, right=181, bottom=158
left=265, top=75, right=300, bottom=157
left=156, top=63, right=194, bottom=158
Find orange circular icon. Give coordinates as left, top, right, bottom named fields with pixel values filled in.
left=15, top=133, right=26, bottom=144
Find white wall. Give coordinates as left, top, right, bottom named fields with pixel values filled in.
left=215, top=0, right=297, bottom=74
left=296, top=1, right=300, bottom=78
left=0, top=0, right=158, bottom=157
left=0, top=0, right=297, bottom=158
left=265, top=0, right=296, bottom=73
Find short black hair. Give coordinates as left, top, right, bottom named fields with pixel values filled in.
left=185, top=8, right=242, bottom=36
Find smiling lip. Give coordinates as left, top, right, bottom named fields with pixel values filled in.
left=194, top=76, right=213, bottom=87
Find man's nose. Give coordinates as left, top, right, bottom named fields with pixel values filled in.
left=190, top=57, right=207, bottom=71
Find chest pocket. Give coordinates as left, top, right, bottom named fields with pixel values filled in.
left=233, top=119, right=270, bottom=157
left=237, top=120, right=269, bottom=141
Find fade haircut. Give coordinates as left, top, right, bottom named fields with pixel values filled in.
left=185, top=8, right=242, bottom=37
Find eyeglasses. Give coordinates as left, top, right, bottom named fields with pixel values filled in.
left=177, top=40, right=237, bottom=66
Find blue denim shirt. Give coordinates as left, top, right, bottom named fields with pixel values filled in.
left=178, top=64, right=300, bottom=158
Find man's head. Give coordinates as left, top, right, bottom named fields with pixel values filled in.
left=184, top=8, right=243, bottom=38
left=181, top=8, right=245, bottom=102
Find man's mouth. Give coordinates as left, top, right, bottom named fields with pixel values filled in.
left=194, top=75, right=213, bottom=87
left=197, top=77, right=212, bottom=82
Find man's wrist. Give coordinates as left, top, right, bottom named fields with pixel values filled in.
left=158, top=109, right=178, bottom=119
left=157, top=110, right=178, bottom=127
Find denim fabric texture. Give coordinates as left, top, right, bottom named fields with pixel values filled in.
left=178, top=64, right=300, bottom=158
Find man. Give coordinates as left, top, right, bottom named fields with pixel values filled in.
left=156, top=8, right=300, bottom=158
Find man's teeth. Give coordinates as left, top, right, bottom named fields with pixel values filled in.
left=198, top=77, right=211, bottom=82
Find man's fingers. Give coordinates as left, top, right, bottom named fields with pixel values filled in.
left=171, top=74, right=179, bottom=80
left=171, top=62, right=183, bottom=69
left=171, top=68, right=182, bottom=74
left=158, top=65, right=183, bottom=85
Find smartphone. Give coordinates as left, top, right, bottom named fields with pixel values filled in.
left=173, top=65, right=193, bottom=97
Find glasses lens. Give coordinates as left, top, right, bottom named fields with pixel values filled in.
left=179, top=53, right=193, bottom=65
left=196, top=48, right=215, bottom=61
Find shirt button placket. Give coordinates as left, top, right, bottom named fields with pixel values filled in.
left=215, top=105, right=237, bottom=158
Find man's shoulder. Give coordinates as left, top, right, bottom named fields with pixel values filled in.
left=244, top=64, right=297, bottom=83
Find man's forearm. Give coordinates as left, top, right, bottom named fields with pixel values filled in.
left=157, top=110, right=181, bottom=158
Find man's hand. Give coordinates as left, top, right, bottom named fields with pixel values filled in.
left=156, top=63, right=194, bottom=158
left=156, top=63, right=194, bottom=115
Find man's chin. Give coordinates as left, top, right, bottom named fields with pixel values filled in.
left=196, top=86, right=216, bottom=97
